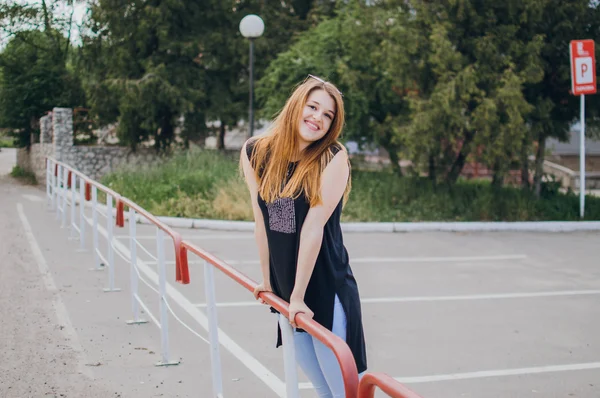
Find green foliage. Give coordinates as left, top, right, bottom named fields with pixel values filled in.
left=10, top=165, right=37, bottom=185
left=257, top=0, right=410, bottom=173
left=0, top=134, right=14, bottom=147
left=82, top=0, right=324, bottom=150
left=0, top=30, right=85, bottom=146
left=345, top=170, right=600, bottom=221
left=101, top=149, right=600, bottom=221
left=0, top=1, right=85, bottom=147
left=259, top=0, right=599, bottom=188
left=80, top=0, right=209, bottom=150
left=384, top=0, right=548, bottom=184
left=101, top=149, right=245, bottom=217
left=197, top=0, right=313, bottom=147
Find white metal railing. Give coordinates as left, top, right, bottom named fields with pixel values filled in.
left=45, top=158, right=187, bottom=367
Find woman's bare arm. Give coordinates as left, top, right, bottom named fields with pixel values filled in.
left=289, top=150, right=350, bottom=327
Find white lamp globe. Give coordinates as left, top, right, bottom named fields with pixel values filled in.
left=239, top=14, right=265, bottom=39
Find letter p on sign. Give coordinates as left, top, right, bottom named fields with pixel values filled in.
left=570, top=40, right=597, bottom=95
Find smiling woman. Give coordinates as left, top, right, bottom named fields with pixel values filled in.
left=298, top=90, right=337, bottom=150
left=240, top=75, right=367, bottom=396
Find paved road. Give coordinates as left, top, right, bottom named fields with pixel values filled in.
left=0, top=147, right=16, bottom=175
left=2, top=147, right=599, bottom=397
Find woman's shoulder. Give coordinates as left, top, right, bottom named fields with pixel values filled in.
left=329, top=141, right=347, bottom=157
left=243, top=136, right=265, bottom=163
left=324, top=142, right=349, bottom=165
left=243, top=137, right=256, bottom=157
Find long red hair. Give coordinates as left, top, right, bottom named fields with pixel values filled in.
left=248, top=78, right=350, bottom=207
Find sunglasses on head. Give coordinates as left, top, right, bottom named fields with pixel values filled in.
left=304, top=74, right=343, bottom=97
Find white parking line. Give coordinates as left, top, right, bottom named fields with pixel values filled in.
left=297, top=361, right=600, bottom=389
left=394, top=361, right=600, bottom=384
left=114, top=234, right=253, bottom=240
left=17, top=203, right=93, bottom=379
left=22, top=194, right=44, bottom=202
left=194, top=289, right=600, bottom=308
left=224, top=254, right=528, bottom=265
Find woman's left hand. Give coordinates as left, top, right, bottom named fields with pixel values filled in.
left=288, top=298, right=314, bottom=329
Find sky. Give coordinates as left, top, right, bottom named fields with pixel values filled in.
left=1, top=1, right=88, bottom=48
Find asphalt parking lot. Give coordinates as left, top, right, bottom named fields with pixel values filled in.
left=115, top=222, right=600, bottom=398
left=14, top=190, right=600, bottom=397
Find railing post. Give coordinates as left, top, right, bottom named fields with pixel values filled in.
left=103, top=195, right=120, bottom=292
left=91, top=186, right=103, bottom=271
left=46, top=160, right=51, bottom=208
left=204, top=260, right=224, bottom=397
left=55, top=164, right=62, bottom=220
left=126, top=207, right=147, bottom=326
left=155, top=228, right=179, bottom=367
left=51, top=161, right=57, bottom=211
left=279, top=315, right=300, bottom=398
left=70, top=173, right=77, bottom=238
left=61, top=167, right=68, bottom=228
left=78, top=177, right=86, bottom=251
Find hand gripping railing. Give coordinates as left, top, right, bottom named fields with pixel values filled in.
left=358, top=372, right=423, bottom=398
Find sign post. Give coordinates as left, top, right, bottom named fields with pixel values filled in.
left=569, top=40, right=596, bottom=218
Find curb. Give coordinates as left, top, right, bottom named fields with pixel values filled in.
left=143, top=218, right=600, bottom=233
left=60, top=190, right=600, bottom=232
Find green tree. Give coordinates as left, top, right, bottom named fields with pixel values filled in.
left=0, top=1, right=84, bottom=146
left=519, top=0, right=600, bottom=195
left=81, top=0, right=209, bottom=150
left=384, top=0, right=545, bottom=185
left=82, top=0, right=328, bottom=151
left=0, top=30, right=84, bottom=146
left=258, top=0, right=411, bottom=175
left=200, top=0, right=311, bottom=150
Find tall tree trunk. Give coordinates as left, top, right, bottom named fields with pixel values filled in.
left=428, top=154, right=436, bottom=182
left=217, top=122, right=226, bottom=151
left=447, top=130, right=475, bottom=183
left=379, top=133, right=403, bottom=177
left=533, top=132, right=547, bottom=197
left=491, top=160, right=504, bottom=188
left=520, top=134, right=530, bottom=189
left=156, top=109, right=174, bottom=151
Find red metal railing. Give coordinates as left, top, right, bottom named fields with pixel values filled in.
left=120, top=197, right=190, bottom=284
left=49, top=158, right=190, bottom=285
left=47, top=157, right=423, bottom=398
left=358, top=373, right=423, bottom=398
left=182, top=241, right=360, bottom=396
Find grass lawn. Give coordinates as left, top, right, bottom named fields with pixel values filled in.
left=100, top=149, right=600, bottom=221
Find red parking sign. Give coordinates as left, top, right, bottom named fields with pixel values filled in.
left=570, top=40, right=596, bottom=95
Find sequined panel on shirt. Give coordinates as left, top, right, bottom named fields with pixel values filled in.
left=267, top=197, right=296, bottom=234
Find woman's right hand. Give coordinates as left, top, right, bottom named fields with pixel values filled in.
left=253, top=281, right=273, bottom=304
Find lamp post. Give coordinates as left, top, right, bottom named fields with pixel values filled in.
left=239, top=14, right=264, bottom=138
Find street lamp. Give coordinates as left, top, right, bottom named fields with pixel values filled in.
left=239, top=14, right=264, bottom=138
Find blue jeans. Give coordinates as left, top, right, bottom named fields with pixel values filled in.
left=292, top=295, right=358, bottom=397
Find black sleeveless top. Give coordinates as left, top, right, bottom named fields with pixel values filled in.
left=246, top=139, right=367, bottom=373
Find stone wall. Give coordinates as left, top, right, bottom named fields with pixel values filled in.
left=17, top=107, right=167, bottom=185
left=17, top=144, right=54, bottom=184
left=40, top=114, right=53, bottom=143
left=63, top=146, right=163, bottom=180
